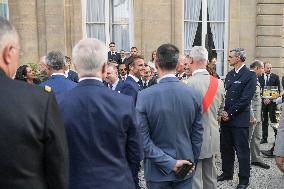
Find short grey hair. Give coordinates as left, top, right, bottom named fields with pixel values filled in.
left=230, top=48, right=246, bottom=62
left=72, top=38, right=107, bottom=76
left=190, top=46, right=208, bottom=61
left=46, top=51, right=65, bottom=70
left=250, top=60, right=263, bottom=69
left=0, top=16, right=17, bottom=50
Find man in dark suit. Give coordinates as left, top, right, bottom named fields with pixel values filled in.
left=119, top=49, right=128, bottom=64
left=108, top=42, right=120, bottom=63
left=105, top=63, right=124, bottom=92
left=218, top=48, right=257, bottom=189
left=258, top=62, right=280, bottom=146
left=282, top=76, right=284, bottom=90
left=120, top=55, right=145, bottom=103
left=40, top=51, right=77, bottom=99
left=0, top=16, right=69, bottom=189
left=118, top=62, right=128, bottom=81
left=58, top=38, right=142, bottom=189
left=136, top=43, right=203, bottom=189
left=64, top=56, right=79, bottom=83
left=141, top=65, right=157, bottom=89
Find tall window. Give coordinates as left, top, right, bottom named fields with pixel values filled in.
left=85, top=0, right=132, bottom=51
left=184, top=0, right=228, bottom=76
left=0, top=0, right=8, bottom=19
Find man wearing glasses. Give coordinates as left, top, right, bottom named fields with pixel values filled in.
left=108, top=42, right=120, bottom=63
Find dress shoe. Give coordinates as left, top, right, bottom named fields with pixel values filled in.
left=251, top=161, right=270, bottom=169
left=261, top=150, right=275, bottom=158
left=260, top=138, right=268, bottom=144
left=217, top=174, right=233, bottom=182
left=236, top=183, right=249, bottom=189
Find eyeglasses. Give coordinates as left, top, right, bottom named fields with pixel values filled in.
left=120, top=69, right=127, bottom=71
left=109, top=46, right=115, bottom=47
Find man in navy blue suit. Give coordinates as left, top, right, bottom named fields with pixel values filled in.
left=57, top=38, right=142, bottom=189
left=105, top=63, right=124, bottom=92
left=218, top=48, right=257, bottom=189
left=108, top=42, right=120, bottom=63
left=121, top=55, right=145, bottom=103
left=40, top=51, right=77, bottom=99
left=64, top=56, right=79, bottom=83
left=136, top=43, right=203, bottom=189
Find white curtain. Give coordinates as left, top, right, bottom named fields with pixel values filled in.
left=208, top=0, right=225, bottom=75
left=86, top=0, right=106, bottom=42
left=0, top=0, right=8, bottom=18
left=112, top=0, right=130, bottom=51
left=184, top=0, right=202, bottom=51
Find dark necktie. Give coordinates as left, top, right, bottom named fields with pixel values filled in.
left=265, top=74, right=269, bottom=86
left=137, top=80, right=143, bottom=87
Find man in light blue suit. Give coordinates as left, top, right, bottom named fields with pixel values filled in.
left=136, top=44, right=204, bottom=189
left=40, top=51, right=76, bottom=99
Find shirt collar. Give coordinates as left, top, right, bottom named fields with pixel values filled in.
left=235, top=64, right=245, bottom=74
left=128, top=74, right=140, bottom=82
left=112, top=79, right=119, bottom=90
left=192, top=69, right=207, bottom=76
left=157, top=73, right=175, bottom=83
left=51, top=73, right=66, bottom=77
left=79, top=77, right=102, bottom=82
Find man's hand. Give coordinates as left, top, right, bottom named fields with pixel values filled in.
left=275, top=156, right=284, bottom=173
left=263, top=99, right=271, bottom=105
left=221, top=111, right=229, bottom=122
left=172, top=160, right=194, bottom=174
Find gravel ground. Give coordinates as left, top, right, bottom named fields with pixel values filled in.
left=139, top=127, right=284, bottom=189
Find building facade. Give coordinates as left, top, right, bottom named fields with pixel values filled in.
left=2, top=0, right=284, bottom=77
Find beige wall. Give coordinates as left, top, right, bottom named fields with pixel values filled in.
left=9, top=0, right=82, bottom=65
left=134, top=0, right=183, bottom=62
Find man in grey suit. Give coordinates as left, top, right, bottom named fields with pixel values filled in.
left=136, top=43, right=204, bottom=189
left=274, top=104, right=284, bottom=173
left=249, top=60, right=270, bottom=169
left=185, top=46, right=225, bottom=189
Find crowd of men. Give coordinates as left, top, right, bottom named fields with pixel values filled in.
left=1, top=16, right=284, bottom=189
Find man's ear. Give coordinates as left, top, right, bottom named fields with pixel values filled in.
left=101, top=62, right=107, bottom=80
left=2, top=44, right=14, bottom=66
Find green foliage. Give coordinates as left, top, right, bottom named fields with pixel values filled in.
left=27, top=63, right=41, bottom=78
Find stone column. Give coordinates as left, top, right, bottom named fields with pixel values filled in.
left=9, top=0, right=39, bottom=64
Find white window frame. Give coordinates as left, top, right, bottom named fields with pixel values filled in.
left=183, top=0, right=229, bottom=76
left=82, top=0, right=133, bottom=51
left=0, top=0, right=9, bottom=19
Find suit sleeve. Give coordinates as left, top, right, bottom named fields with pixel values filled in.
left=136, top=93, right=176, bottom=175
left=275, top=74, right=281, bottom=93
left=120, top=83, right=137, bottom=103
left=44, top=93, right=69, bottom=189
left=227, top=73, right=257, bottom=120
left=190, top=93, right=204, bottom=163
left=125, top=99, right=143, bottom=177
left=274, top=106, right=284, bottom=157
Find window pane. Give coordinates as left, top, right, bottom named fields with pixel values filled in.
left=87, top=23, right=106, bottom=43
left=0, top=2, right=8, bottom=18
left=112, top=24, right=129, bottom=51
left=208, top=0, right=225, bottom=21
left=86, top=0, right=105, bottom=22
left=112, top=0, right=129, bottom=24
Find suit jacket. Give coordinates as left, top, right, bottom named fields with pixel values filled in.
left=136, top=77, right=203, bottom=182
left=120, top=76, right=142, bottom=103
left=40, top=74, right=77, bottom=100
left=108, top=51, right=120, bottom=63
left=0, top=69, right=69, bottom=189
left=57, top=79, right=142, bottom=189
left=67, top=70, right=79, bottom=83
left=251, top=79, right=262, bottom=122
left=282, top=76, right=284, bottom=90
left=186, top=70, right=225, bottom=159
left=258, top=72, right=281, bottom=93
left=114, top=79, right=124, bottom=92
left=222, top=65, right=257, bottom=127
left=274, top=105, right=284, bottom=156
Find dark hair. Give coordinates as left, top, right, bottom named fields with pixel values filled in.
left=156, top=44, right=179, bottom=70
left=46, top=51, right=65, bottom=70
left=126, top=55, right=144, bottom=70
left=65, top=56, right=71, bottom=64
left=131, top=46, right=137, bottom=50
left=14, top=65, right=28, bottom=81
left=206, top=63, right=217, bottom=77
left=250, top=60, right=263, bottom=69
left=109, top=42, right=115, bottom=46
left=263, top=61, right=271, bottom=67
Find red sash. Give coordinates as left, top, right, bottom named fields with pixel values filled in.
left=202, top=76, right=218, bottom=113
